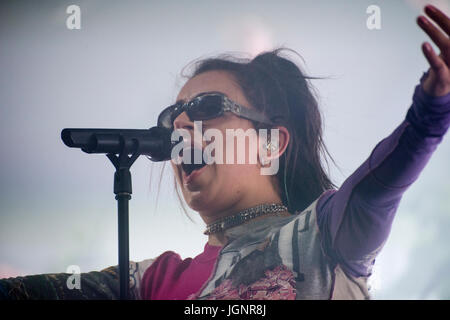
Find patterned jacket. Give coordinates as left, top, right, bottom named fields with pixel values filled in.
left=0, top=195, right=369, bottom=300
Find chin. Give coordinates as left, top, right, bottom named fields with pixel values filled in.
left=186, top=186, right=228, bottom=214
left=186, top=194, right=214, bottom=212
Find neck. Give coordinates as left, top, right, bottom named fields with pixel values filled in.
left=200, top=180, right=284, bottom=247
left=200, top=183, right=283, bottom=225
left=205, top=201, right=290, bottom=247
left=202, top=197, right=283, bottom=224
left=208, top=232, right=228, bottom=247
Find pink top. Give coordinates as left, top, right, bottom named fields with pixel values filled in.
left=140, top=243, right=222, bottom=300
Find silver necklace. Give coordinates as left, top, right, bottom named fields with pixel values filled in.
left=204, top=203, right=288, bottom=235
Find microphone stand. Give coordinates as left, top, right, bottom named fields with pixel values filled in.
left=106, top=150, right=139, bottom=300
left=61, top=126, right=173, bottom=300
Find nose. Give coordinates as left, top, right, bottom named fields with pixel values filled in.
left=173, top=112, right=196, bottom=150
left=173, top=111, right=194, bottom=131
left=173, top=111, right=205, bottom=152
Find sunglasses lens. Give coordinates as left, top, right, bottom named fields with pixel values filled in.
left=188, top=95, right=223, bottom=120
left=157, top=105, right=177, bottom=129
left=158, top=95, right=225, bottom=129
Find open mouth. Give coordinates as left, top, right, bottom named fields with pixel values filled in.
left=181, top=161, right=207, bottom=176
left=179, top=147, right=208, bottom=182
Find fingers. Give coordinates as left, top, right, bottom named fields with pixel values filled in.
left=425, top=4, right=450, bottom=36
left=422, top=42, right=447, bottom=73
left=417, top=15, right=449, bottom=54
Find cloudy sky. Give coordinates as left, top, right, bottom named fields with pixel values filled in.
left=0, top=0, right=449, bottom=299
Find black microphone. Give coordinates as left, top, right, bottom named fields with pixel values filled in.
left=61, top=126, right=173, bottom=161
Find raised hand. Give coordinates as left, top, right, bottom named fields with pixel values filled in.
left=417, top=4, right=450, bottom=97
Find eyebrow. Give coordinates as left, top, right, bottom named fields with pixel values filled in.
left=175, top=91, right=226, bottom=105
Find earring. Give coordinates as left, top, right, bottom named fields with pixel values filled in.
left=260, top=141, right=278, bottom=166
left=263, top=141, right=278, bottom=152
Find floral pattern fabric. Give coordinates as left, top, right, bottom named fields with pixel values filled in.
left=189, top=264, right=296, bottom=300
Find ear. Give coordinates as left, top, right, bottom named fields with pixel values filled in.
left=258, top=126, right=290, bottom=165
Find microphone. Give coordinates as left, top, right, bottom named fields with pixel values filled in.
left=61, top=126, right=173, bottom=161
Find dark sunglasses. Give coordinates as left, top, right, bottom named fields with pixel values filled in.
left=157, top=92, right=274, bottom=130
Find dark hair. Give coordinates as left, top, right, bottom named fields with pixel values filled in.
left=176, top=47, right=337, bottom=213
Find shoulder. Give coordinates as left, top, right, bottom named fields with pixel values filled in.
left=316, top=189, right=337, bottom=211
left=139, top=251, right=193, bottom=300
left=141, top=250, right=196, bottom=280
left=152, top=250, right=183, bottom=263
left=290, top=190, right=334, bottom=224
left=142, top=250, right=188, bottom=275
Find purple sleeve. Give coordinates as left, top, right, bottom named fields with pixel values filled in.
left=317, top=71, right=450, bottom=278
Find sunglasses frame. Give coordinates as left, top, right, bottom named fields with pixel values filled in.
left=158, top=92, right=274, bottom=130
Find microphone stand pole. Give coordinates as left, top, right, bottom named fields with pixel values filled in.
left=61, top=126, right=174, bottom=300
left=106, top=150, right=139, bottom=300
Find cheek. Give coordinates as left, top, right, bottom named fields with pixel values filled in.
left=210, top=163, right=260, bottom=208
left=205, top=116, right=260, bottom=164
left=215, top=162, right=260, bottom=192
left=210, top=131, right=260, bottom=166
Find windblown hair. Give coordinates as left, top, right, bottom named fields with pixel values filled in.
left=176, top=47, right=337, bottom=213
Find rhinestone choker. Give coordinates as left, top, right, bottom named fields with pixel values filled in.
left=204, top=203, right=288, bottom=235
